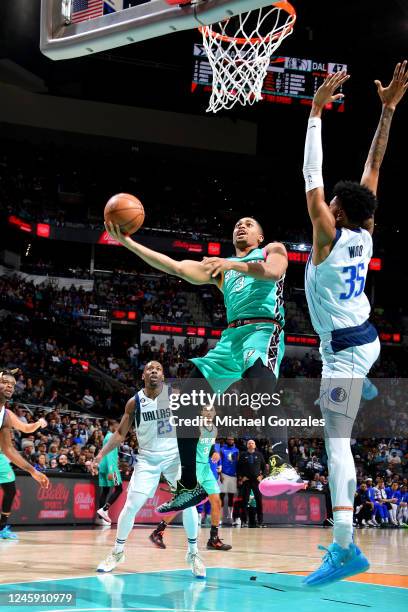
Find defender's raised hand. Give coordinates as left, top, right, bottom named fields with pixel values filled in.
left=374, top=60, right=408, bottom=110
left=312, top=71, right=350, bottom=111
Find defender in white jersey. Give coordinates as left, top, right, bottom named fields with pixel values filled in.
left=94, top=361, right=205, bottom=578
left=302, top=63, right=408, bottom=586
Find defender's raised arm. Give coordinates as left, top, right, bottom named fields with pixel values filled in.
left=360, top=60, right=408, bottom=234
left=302, top=71, right=350, bottom=250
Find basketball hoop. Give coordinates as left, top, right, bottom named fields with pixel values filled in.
left=199, top=1, right=296, bottom=113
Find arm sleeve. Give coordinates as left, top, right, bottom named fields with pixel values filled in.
left=303, top=117, right=324, bottom=192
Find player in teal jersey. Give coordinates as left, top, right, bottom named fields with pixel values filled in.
left=0, top=370, right=49, bottom=539
left=196, top=404, right=231, bottom=550
left=96, top=421, right=123, bottom=524
left=106, top=216, right=302, bottom=513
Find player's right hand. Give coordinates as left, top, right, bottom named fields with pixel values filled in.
left=90, top=453, right=102, bottom=476
left=312, top=71, right=350, bottom=109
left=32, top=471, right=49, bottom=489
left=37, top=418, right=48, bottom=429
left=105, top=221, right=131, bottom=245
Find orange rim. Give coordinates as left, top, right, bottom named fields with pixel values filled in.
left=199, top=1, right=296, bottom=45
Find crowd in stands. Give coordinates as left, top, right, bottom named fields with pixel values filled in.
left=0, top=136, right=400, bottom=255
left=0, top=138, right=267, bottom=242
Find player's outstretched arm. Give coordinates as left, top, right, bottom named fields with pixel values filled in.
left=93, top=398, right=135, bottom=470
left=105, top=222, right=216, bottom=286
left=303, top=71, right=350, bottom=249
left=202, top=242, right=288, bottom=282
left=360, top=61, right=408, bottom=234
left=0, top=427, right=49, bottom=488
left=7, top=410, right=47, bottom=434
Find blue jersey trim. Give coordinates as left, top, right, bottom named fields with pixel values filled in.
left=134, top=393, right=141, bottom=428
left=331, top=320, right=378, bottom=353
left=332, top=228, right=342, bottom=247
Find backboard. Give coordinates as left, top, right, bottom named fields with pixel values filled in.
left=40, top=0, right=283, bottom=60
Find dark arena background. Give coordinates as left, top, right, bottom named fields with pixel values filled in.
left=0, top=1, right=407, bottom=610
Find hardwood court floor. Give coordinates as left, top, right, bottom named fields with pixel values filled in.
left=1, top=525, right=407, bottom=586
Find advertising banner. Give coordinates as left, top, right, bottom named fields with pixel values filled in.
left=0, top=475, right=96, bottom=525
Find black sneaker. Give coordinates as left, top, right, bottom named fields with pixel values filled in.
left=207, top=537, right=232, bottom=551
left=156, top=483, right=207, bottom=514
left=149, top=530, right=166, bottom=549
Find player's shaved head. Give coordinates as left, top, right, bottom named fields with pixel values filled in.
left=142, top=360, right=164, bottom=395
left=143, top=361, right=163, bottom=373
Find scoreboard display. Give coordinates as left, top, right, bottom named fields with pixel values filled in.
left=192, top=46, right=347, bottom=110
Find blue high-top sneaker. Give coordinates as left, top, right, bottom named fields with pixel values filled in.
left=0, top=525, right=18, bottom=540
left=303, top=542, right=369, bottom=587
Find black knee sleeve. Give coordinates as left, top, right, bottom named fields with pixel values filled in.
left=1, top=481, right=17, bottom=514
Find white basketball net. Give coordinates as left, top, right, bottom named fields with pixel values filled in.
left=200, top=4, right=296, bottom=113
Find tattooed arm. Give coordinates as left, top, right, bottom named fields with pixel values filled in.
left=361, top=61, right=408, bottom=234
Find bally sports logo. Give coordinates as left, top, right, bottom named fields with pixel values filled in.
left=37, top=483, right=70, bottom=504
left=37, top=483, right=70, bottom=520
left=73, top=483, right=96, bottom=519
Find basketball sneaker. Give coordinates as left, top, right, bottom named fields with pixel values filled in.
left=97, top=508, right=112, bottom=523
left=149, top=528, right=166, bottom=549
left=95, top=516, right=111, bottom=527
left=303, top=543, right=370, bottom=587
left=156, top=483, right=207, bottom=514
left=0, top=525, right=18, bottom=540
left=186, top=552, right=206, bottom=579
left=96, top=550, right=125, bottom=573
left=259, top=456, right=305, bottom=497
left=206, top=536, right=232, bottom=551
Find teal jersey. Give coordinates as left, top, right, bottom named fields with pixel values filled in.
left=99, top=431, right=119, bottom=474
left=223, top=247, right=285, bottom=324
left=196, top=426, right=217, bottom=464
left=0, top=451, right=15, bottom=484
left=0, top=452, right=11, bottom=469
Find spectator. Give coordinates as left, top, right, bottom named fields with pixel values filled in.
left=354, top=483, right=375, bottom=527
left=34, top=453, right=48, bottom=473
left=57, top=454, right=71, bottom=473
left=237, top=439, right=265, bottom=527
left=82, top=389, right=95, bottom=409
left=306, top=455, right=324, bottom=475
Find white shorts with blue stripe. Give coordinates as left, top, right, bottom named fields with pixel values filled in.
left=319, top=324, right=380, bottom=425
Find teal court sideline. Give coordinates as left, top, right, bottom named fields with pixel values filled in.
left=0, top=568, right=407, bottom=612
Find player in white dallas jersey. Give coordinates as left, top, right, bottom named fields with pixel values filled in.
left=94, top=361, right=205, bottom=578
left=302, top=63, right=408, bottom=587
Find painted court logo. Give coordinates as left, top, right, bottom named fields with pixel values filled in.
left=330, top=387, right=348, bottom=403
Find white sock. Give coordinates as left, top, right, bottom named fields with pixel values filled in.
left=333, top=510, right=354, bottom=549
left=183, top=506, right=198, bottom=555
left=114, top=491, right=148, bottom=553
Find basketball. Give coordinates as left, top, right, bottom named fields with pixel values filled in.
left=104, top=193, right=145, bottom=235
